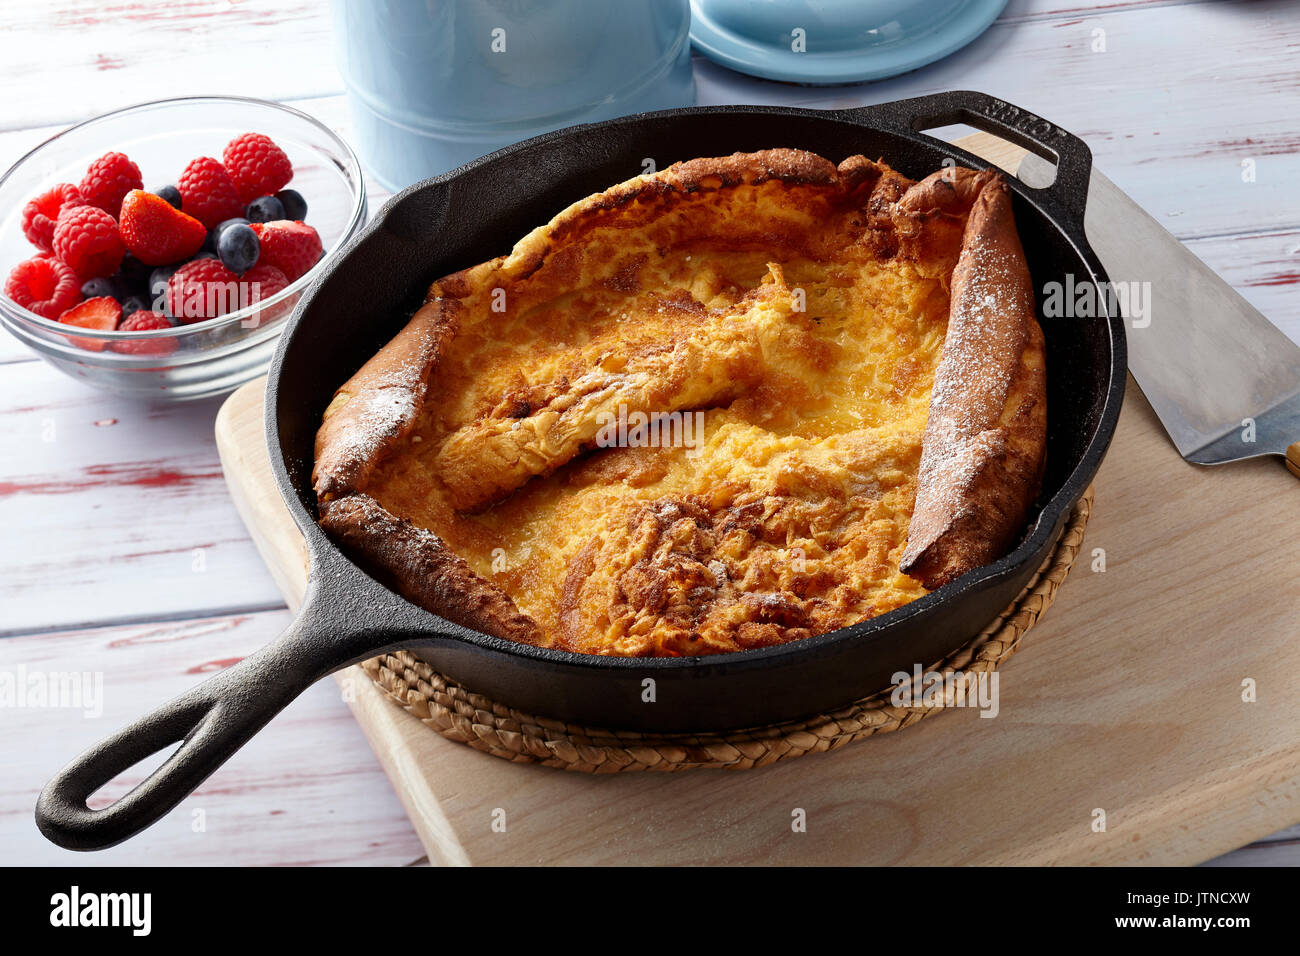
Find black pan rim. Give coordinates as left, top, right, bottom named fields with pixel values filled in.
left=266, top=100, right=1125, bottom=675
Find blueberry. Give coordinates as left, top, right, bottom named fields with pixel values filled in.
left=202, top=217, right=249, bottom=253
left=245, top=195, right=284, bottom=223
left=119, top=252, right=152, bottom=291
left=121, top=295, right=148, bottom=319
left=274, top=189, right=307, bottom=221
left=155, top=184, right=182, bottom=210
left=148, top=265, right=179, bottom=310
left=218, top=223, right=260, bottom=273
left=81, top=276, right=126, bottom=301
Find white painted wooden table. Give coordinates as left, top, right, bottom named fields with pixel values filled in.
left=1, top=0, right=1297, bottom=866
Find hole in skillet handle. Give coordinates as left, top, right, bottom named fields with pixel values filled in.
left=35, top=684, right=246, bottom=852
left=839, top=90, right=1094, bottom=229
left=34, top=573, right=433, bottom=851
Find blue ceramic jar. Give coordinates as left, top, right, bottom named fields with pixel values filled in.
left=330, top=0, right=697, bottom=190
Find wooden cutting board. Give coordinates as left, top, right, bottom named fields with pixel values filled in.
left=215, top=135, right=1300, bottom=866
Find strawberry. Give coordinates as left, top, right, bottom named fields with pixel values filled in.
left=118, top=190, right=207, bottom=265
left=249, top=220, right=322, bottom=281
left=57, top=296, right=121, bottom=351
left=113, top=309, right=178, bottom=356
left=51, top=205, right=125, bottom=279
left=177, top=157, right=244, bottom=230
left=167, top=258, right=239, bottom=323
left=79, top=151, right=143, bottom=218
left=21, top=183, right=84, bottom=251
left=223, top=133, right=293, bottom=202
left=4, top=256, right=81, bottom=319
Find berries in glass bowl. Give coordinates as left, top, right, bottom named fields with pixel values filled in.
left=13, top=134, right=323, bottom=333
left=0, top=96, right=365, bottom=400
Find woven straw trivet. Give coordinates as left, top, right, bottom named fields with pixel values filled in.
left=361, top=485, right=1093, bottom=772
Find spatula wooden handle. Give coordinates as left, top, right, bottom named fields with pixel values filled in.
left=1288, top=442, right=1300, bottom=480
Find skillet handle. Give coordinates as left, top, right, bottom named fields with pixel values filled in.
left=35, top=579, right=428, bottom=851
left=843, top=90, right=1094, bottom=227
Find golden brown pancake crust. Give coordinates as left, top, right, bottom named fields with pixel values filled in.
left=897, top=178, right=1048, bottom=587
left=318, top=493, right=541, bottom=642
left=311, top=149, right=1046, bottom=655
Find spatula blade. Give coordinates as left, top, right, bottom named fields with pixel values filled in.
left=1023, top=153, right=1300, bottom=465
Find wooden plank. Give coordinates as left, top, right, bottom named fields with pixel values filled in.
left=0, top=0, right=343, bottom=133
left=214, top=378, right=306, bottom=610
left=1, top=610, right=424, bottom=865
left=1006, top=0, right=1219, bottom=19
left=0, top=362, right=285, bottom=633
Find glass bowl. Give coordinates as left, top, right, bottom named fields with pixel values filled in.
left=0, top=96, right=366, bottom=401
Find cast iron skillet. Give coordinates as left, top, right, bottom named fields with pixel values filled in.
left=37, top=91, right=1125, bottom=850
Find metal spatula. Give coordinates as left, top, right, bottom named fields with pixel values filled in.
left=1020, top=152, right=1300, bottom=479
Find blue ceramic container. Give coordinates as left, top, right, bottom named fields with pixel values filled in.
left=689, top=0, right=1007, bottom=84
left=330, top=0, right=697, bottom=191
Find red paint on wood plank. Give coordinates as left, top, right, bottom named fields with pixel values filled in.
left=107, top=616, right=253, bottom=648
left=186, top=656, right=245, bottom=674
left=1246, top=271, right=1300, bottom=287
left=118, top=541, right=216, bottom=561
left=0, top=461, right=222, bottom=497
left=1196, top=136, right=1300, bottom=158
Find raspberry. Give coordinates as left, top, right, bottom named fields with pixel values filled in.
left=57, top=296, right=121, bottom=351
left=177, top=157, right=245, bottom=230
left=167, top=258, right=239, bottom=323
left=51, top=205, right=125, bottom=279
left=4, top=256, right=81, bottom=319
left=249, top=220, right=322, bottom=282
left=79, top=151, right=143, bottom=218
left=242, top=263, right=289, bottom=300
left=21, top=183, right=84, bottom=251
left=113, top=309, right=178, bottom=356
left=223, top=133, right=293, bottom=203
left=239, top=263, right=291, bottom=328
left=118, top=189, right=207, bottom=265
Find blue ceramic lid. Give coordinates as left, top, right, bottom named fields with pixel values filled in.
left=689, top=0, right=1008, bottom=84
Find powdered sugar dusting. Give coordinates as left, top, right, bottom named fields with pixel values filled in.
left=911, top=236, right=1027, bottom=530
left=338, top=362, right=421, bottom=464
